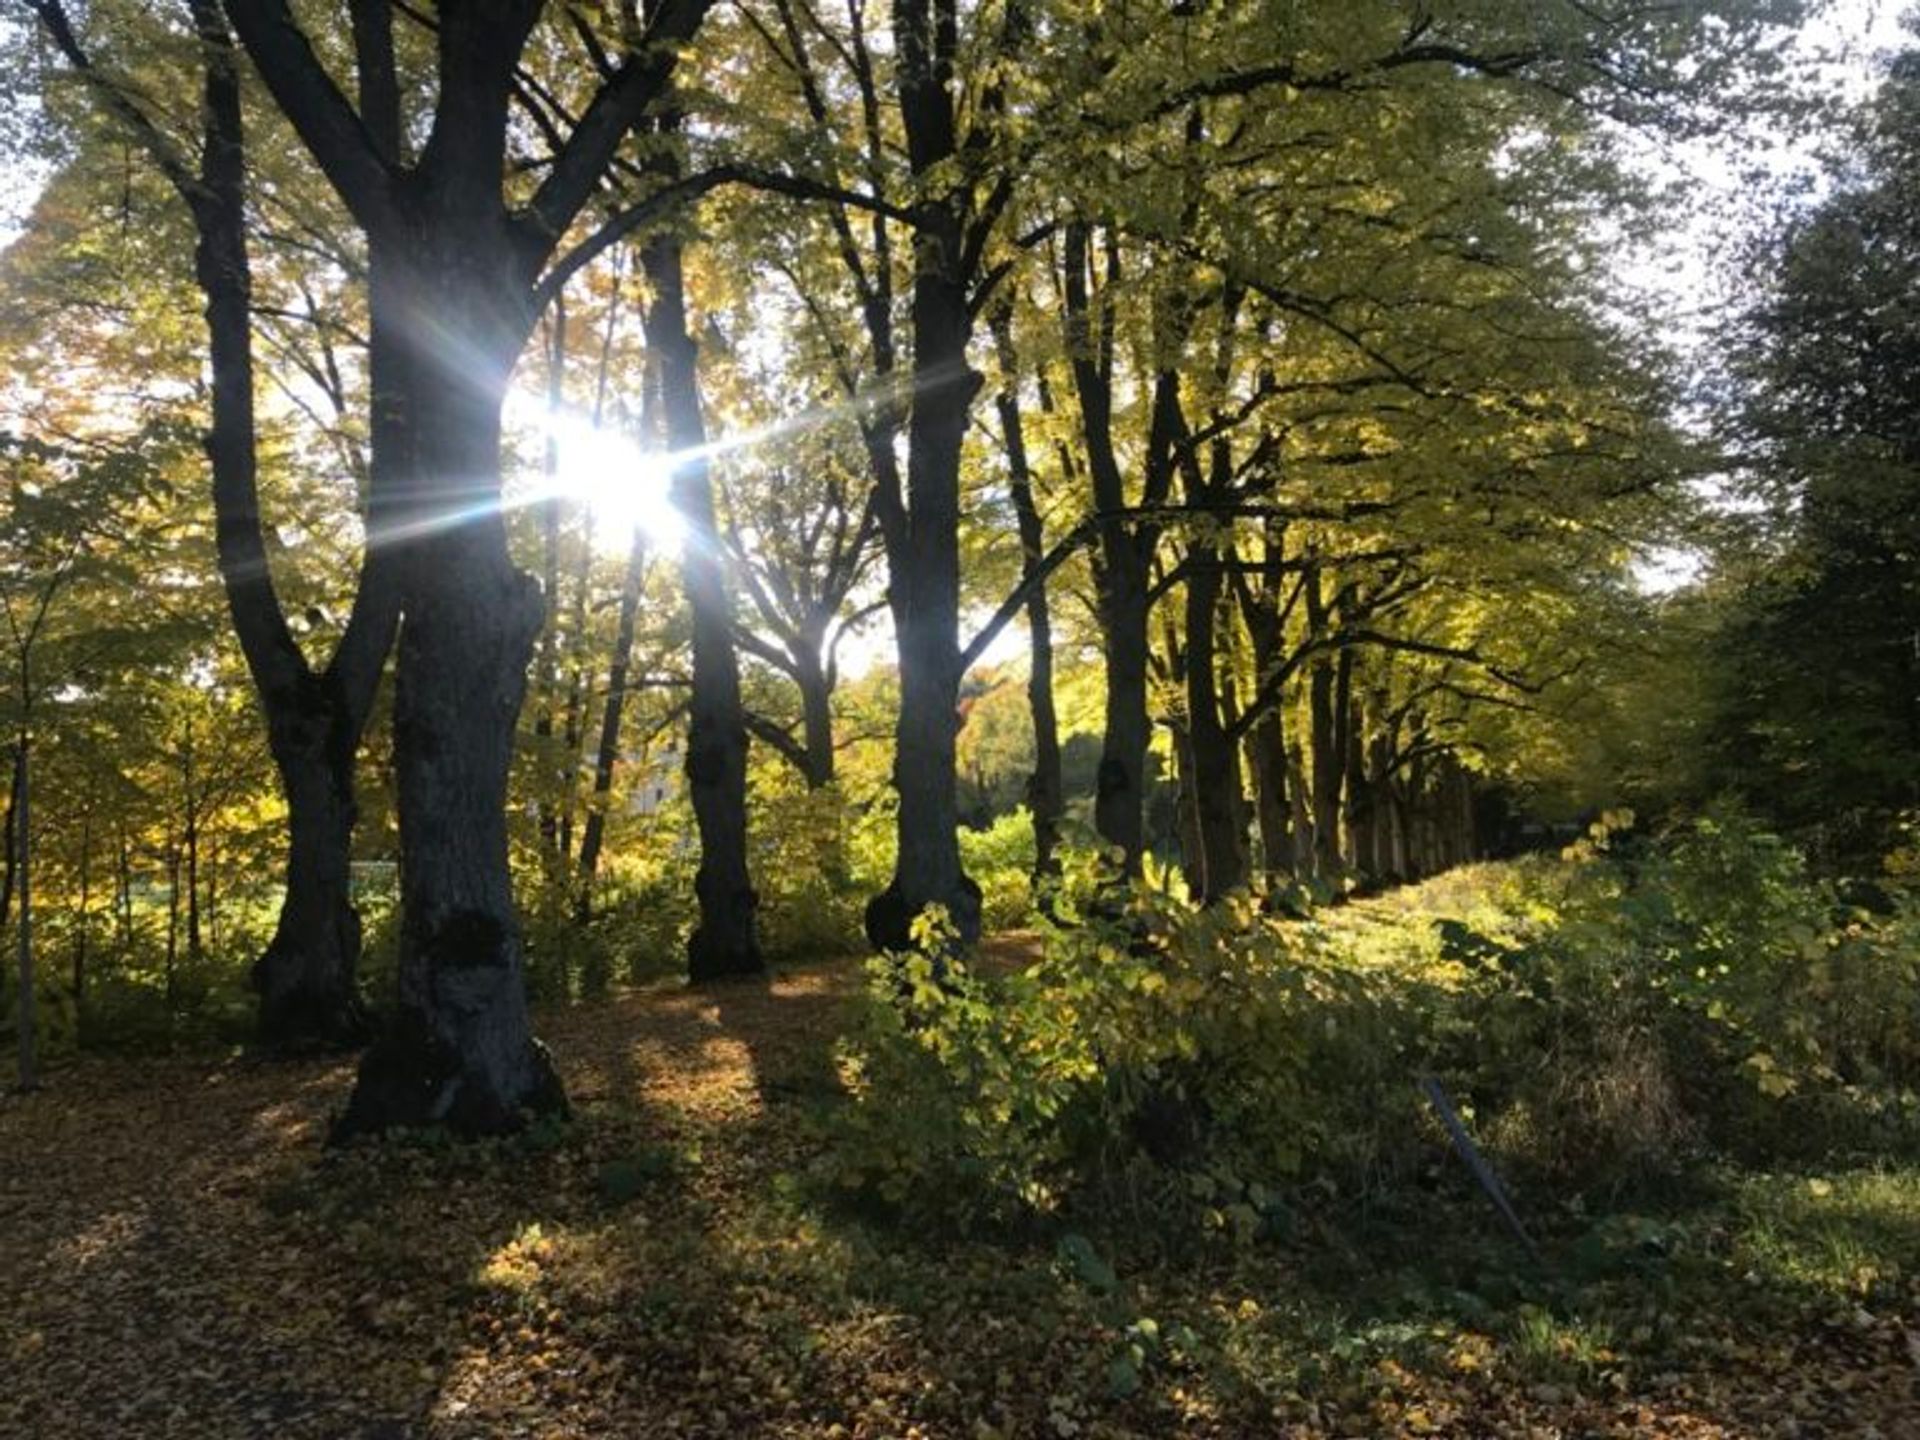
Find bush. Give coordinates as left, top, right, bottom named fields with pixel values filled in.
left=825, top=872, right=1415, bottom=1231
left=827, top=814, right=1920, bottom=1230
left=959, top=807, right=1038, bottom=931
left=1438, top=809, right=1920, bottom=1179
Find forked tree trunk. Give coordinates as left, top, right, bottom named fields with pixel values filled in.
left=254, top=691, right=370, bottom=1049
left=1182, top=539, right=1248, bottom=903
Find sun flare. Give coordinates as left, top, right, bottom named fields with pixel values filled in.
left=547, top=414, right=684, bottom=552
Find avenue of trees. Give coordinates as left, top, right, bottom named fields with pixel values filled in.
left=2, top=0, right=1906, bottom=1136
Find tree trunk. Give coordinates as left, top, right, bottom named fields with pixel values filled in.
left=534, top=296, right=567, bottom=865
left=1251, top=709, right=1293, bottom=882
left=14, top=736, right=33, bottom=1091
left=184, top=6, right=392, bottom=1052
left=796, top=645, right=837, bottom=789
left=332, top=250, right=562, bottom=1141
left=165, top=830, right=181, bottom=1022
left=72, top=807, right=90, bottom=1034
left=253, top=695, right=370, bottom=1049
left=183, top=721, right=204, bottom=968
left=1305, top=568, right=1343, bottom=881
left=575, top=526, right=648, bottom=923
left=0, top=743, right=16, bottom=938
left=864, top=223, right=980, bottom=938
left=990, top=307, right=1063, bottom=885
left=642, top=230, right=762, bottom=980
left=1183, top=542, right=1248, bottom=902
left=115, top=828, right=133, bottom=952
left=1063, top=223, right=1154, bottom=877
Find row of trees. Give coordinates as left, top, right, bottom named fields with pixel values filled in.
left=4, top=0, right=1812, bottom=1129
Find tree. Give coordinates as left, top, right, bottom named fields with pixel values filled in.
left=219, top=0, right=718, bottom=1136
left=1708, top=46, right=1920, bottom=864
left=29, top=0, right=397, bottom=1051
left=641, top=212, right=763, bottom=980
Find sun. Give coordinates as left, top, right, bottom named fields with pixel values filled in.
left=545, top=413, right=684, bottom=553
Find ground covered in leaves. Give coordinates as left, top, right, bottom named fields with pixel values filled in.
left=5, top=944, right=1920, bottom=1439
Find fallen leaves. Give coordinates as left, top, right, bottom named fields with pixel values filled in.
left=2, top=952, right=1918, bottom=1437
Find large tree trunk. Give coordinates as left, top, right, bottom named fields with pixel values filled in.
left=184, top=2, right=390, bottom=1051
left=865, top=16, right=982, bottom=951
left=333, top=249, right=562, bottom=1140
left=642, top=231, right=762, bottom=980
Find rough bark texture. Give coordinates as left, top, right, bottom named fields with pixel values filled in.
left=224, top=0, right=714, bottom=1133
left=253, top=675, right=371, bottom=1051
left=642, top=231, right=763, bottom=981
left=865, top=0, right=982, bottom=952
left=335, top=279, right=562, bottom=1139
left=1182, top=543, right=1247, bottom=902
left=183, top=1, right=391, bottom=1052
left=1063, top=224, right=1154, bottom=875
left=1304, top=568, right=1344, bottom=880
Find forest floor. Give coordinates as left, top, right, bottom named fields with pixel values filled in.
left=4, top=938, right=1920, bottom=1439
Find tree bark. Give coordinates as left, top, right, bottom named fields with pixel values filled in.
left=224, top=0, right=715, bottom=1133
left=72, top=807, right=90, bottom=1033
left=1062, top=223, right=1154, bottom=876
left=1305, top=567, right=1344, bottom=881
left=14, top=737, right=33, bottom=1091
left=336, top=276, right=562, bottom=1138
left=1182, top=540, right=1248, bottom=901
left=796, top=643, right=838, bottom=789
left=185, top=0, right=391, bottom=1050
left=865, top=0, right=982, bottom=951
left=642, top=228, right=762, bottom=980
left=575, top=527, right=648, bottom=923
left=989, top=307, right=1063, bottom=886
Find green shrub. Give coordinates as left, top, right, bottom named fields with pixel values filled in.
left=825, top=874, right=1415, bottom=1230
left=959, top=806, right=1038, bottom=931
left=1440, top=810, right=1920, bottom=1179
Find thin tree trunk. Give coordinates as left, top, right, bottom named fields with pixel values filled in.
left=183, top=720, right=204, bottom=967
left=115, top=828, right=133, bottom=952
left=165, top=829, right=181, bottom=1024
left=14, top=736, right=33, bottom=1091
left=534, top=295, right=567, bottom=864
left=73, top=806, right=91, bottom=1033
left=0, top=742, right=16, bottom=938
left=989, top=306, right=1063, bottom=885
left=575, top=527, right=648, bottom=923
